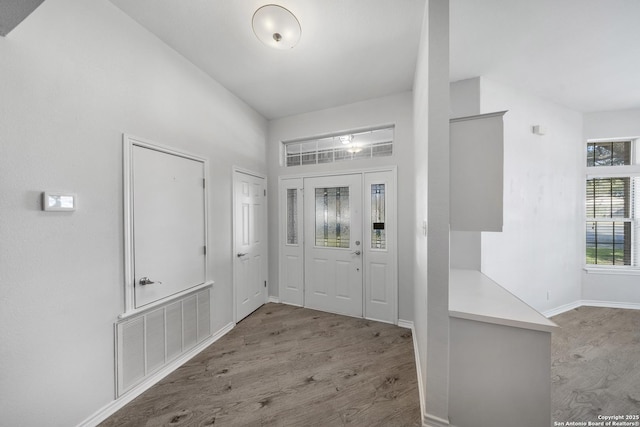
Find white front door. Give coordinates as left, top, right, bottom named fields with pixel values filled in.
left=233, top=170, right=267, bottom=322
left=304, top=174, right=363, bottom=317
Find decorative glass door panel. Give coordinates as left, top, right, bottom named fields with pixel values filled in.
left=371, top=184, right=386, bottom=249
left=286, top=188, right=298, bottom=245
left=315, top=187, right=350, bottom=248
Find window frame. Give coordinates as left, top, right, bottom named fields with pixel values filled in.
left=585, top=137, right=640, bottom=272
left=281, top=125, right=395, bottom=167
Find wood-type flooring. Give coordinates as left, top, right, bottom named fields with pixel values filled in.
left=100, top=303, right=421, bottom=427
left=551, top=306, right=640, bottom=423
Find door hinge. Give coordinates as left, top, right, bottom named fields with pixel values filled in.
left=264, top=189, right=266, bottom=196
left=204, top=246, right=207, bottom=255
left=203, top=178, right=206, bottom=188
left=264, top=280, right=267, bottom=288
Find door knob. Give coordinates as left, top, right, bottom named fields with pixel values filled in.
left=139, top=277, right=161, bottom=286
left=352, top=250, right=361, bottom=256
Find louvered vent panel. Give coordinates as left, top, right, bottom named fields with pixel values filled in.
left=183, top=295, right=198, bottom=351
left=121, top=317, right=145, bottom=391
left=116, top=287, right=212, bottom=396
left=146, top=308, right=166, bottom=373
left=197, top=289, right=211, bottom=341
left=166, top=301, right=183, bottom=361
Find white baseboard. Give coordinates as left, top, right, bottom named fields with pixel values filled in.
left=581, top=299, right=640, bottom=310
left=405, top=321, right=428, bottom=427
left=397, top=319, right=413, bottom=329
left=424, top=413, right=451, bottom=427
left=267, top=296, right=280, bottom=304
left=543, top=299, right=640, bottom=318
left=78, top=322, right=235, bottom=427
left=277, top=300, right=303, bottom=308
left=542, top=301, right=583, bottom=318
left=409, top=321, right=453, bottom=427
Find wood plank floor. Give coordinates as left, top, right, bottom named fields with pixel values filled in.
left=100, top=303, right=421, bottom=427
left=551, top=306, right=640, bottom=422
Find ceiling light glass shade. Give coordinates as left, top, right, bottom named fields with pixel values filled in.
left=347, top=144, right=363, bottom=154
left=339, top=135, right=353, bottom=144
left=252, top=5, right=301, bottom=50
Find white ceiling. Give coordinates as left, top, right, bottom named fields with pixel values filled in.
left=108, top=0, right=425, bottom=120
left=108, top=0, right=640, bottom=119
left=450, top=0, right=640, bottom=113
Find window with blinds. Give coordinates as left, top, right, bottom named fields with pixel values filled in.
left=283, top=126, right=394, bottom=167
left=585, top=178, right=636, bottom=265
left=585, top=139, right=639, bottom=267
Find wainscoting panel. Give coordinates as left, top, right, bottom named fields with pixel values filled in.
left=166, top=301, right=183, bottom=361
left=116, top=287, right=212, bottom=396
left=120, top=317, right=145, bottom=390
left=183, top=294, right=198, bottom=351
left=197, top=290, right=211, bottom=341
left=145, top=308, right=165, bottom=373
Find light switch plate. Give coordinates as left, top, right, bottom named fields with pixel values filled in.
left=42, top=192, right=77, bottom=211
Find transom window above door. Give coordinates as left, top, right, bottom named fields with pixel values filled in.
left=283, top=126, right=394, bottom=167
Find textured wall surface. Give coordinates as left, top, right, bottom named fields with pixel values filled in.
left=0, top=0, right=44, bottom=36
left=480, top=77, right=583, bottom=313
left=0, top=0, right=266, bottom=425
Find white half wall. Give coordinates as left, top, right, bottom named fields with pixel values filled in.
left=582, top=108, right=640, bottom=305
left=412, top=2, right=430, bottom=422
left=266, top=91, right=415, bottom=322
left=479, top=77, right=583, bottom=313
left=0, top=0, right=267, bottom=425
left=413, top=0, right=451, bottom=424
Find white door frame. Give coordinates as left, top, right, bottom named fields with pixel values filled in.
left=232, top=166, right=268, bottom=323
left=278, top=166, right=398, bottom=323
left=122, top=134, right=213, bottom=318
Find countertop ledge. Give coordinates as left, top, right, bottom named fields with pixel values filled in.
left=449, top=269, right=558, bottom=333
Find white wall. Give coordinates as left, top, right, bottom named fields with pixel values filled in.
left=582, top=109, right=640, bottom=305
left=0, top=0, right=267, bottom=425
left=479, top=77, right=583, bottom=313
left=412, top=2, right=430, bottom=423
left=450, top=77, right=481, bottom=118
left=584, top=109, right=640, bottom=140
left=413, top=0, right=451, bottom=424
left=450, top=78, right=482, bottom=271
left=266, top=92, right=415, bottom=322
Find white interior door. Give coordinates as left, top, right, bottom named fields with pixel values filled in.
left=234, top=171, right=267, bottom=322
left=132, top=145, right=207, bottom=309
left=304, top=174, right=363, bottom=317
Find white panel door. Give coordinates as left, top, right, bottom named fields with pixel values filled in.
left=363, top=171, right=397, bottom=323
left=279, top=178, right=304, bottom=306
left=234, top=171, right=267, bottom=322
left=132, top=145, right=206, bottom=308
left=304, top=174, right=363, bottom=317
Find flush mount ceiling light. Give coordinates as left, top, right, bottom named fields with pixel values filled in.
left=252, top=4, right=301, bottom=50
